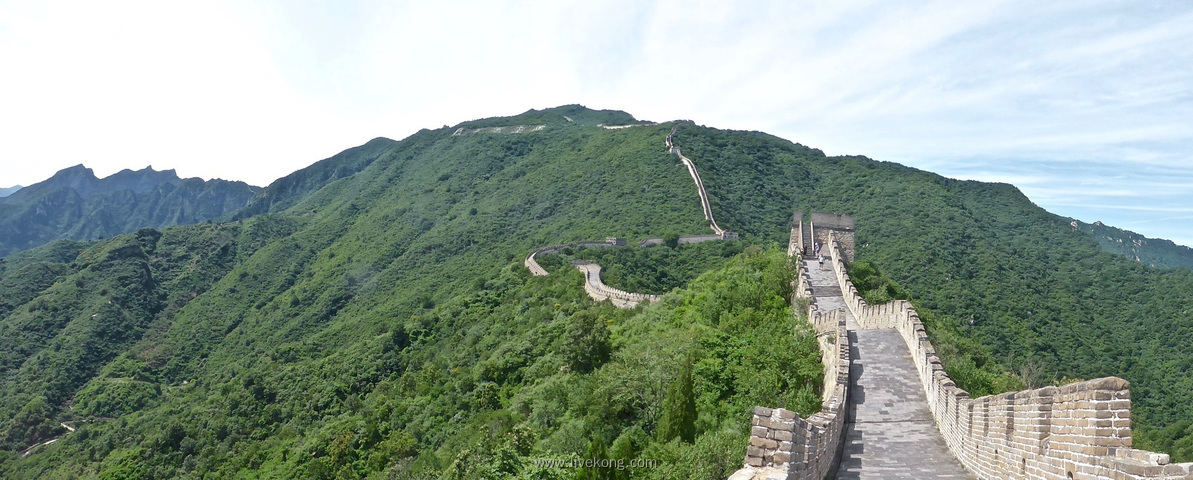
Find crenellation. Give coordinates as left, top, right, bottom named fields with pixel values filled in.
left=812, top=228, right=1193, bottom=480
left=732, top=220, right=1193, bottom=480
left=728, top=225, right=853, bottom=480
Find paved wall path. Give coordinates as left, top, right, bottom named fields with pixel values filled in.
left=20, top=422, right=77, bottom=457
left=803, top=259, right=973, bottom=479
left=573, top=261, right=659, bottom=308
left=525, top=122, right=729, bottom=308
left=667, top=124, right=724, bottom=235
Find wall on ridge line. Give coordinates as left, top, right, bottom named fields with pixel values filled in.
left=524, top=240, right=621, bottom=276
left=729, top=228, right=850, bottom=480
left=525, top=243, right=572, bottom=276
left=824, top=231, right=1193, bottom=480
left=678, top=234, right=723, bottom=244
left=572, top=261, right=659, bottom=308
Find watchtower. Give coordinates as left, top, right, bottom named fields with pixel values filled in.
left=793, top=211, right=855, bottom=262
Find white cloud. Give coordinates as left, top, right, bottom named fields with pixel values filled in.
left=1, top=0, right=1191, bottom=244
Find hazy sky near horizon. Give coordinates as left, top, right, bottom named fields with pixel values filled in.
left=2, top=1, right=1192, bottom=245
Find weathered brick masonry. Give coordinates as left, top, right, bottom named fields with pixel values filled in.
left=730, top=226, right=851, bottom=480
left=824, top=230, right=1193, bottom=480
left=572, top=260, right=660, bottom=308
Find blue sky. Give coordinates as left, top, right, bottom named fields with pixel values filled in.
left=1, top=1, right=1191, bottom=245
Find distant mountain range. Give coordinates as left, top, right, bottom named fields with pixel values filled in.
left=1075, top=220, right=1193, bottom=270
left=2, top=106, right=1192, bottom=477
left=0, top=186, right=20, bottom=198
left=0, top=165, right=259, bottom=257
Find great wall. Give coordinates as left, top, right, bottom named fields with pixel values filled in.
left=451, top=124, right=546, bottom=136
left=573, top=260, right=661, bottom=308
left=730, top=215, right=1193, bottom=479
left=522, top=121, right=735, bottom=308
left=511, top=119, right=1193, bottom=479
left=667, top=123, right=724, bottom=235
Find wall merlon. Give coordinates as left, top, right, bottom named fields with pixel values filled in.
left=729, top=227, right=852, bottom=480
left=803, top=228, right=1191, bottom=480
left=736, top=223, right=1190, bottom=480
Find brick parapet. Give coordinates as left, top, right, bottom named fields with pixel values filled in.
left=573, top=261, right=661, bottom=307
left=524, top=243, right=573, bottom=276
left=733, top=227, right=850, bottom=479
left=823, top=231, right=1193, bottom=480
left=524, top=240, right=663, bottom=307
left=789, top=222, right=802, bottom=259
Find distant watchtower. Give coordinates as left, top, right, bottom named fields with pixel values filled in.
left=793, top=211, right=856, bottom=262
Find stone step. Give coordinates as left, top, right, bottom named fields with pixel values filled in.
left=811, top=284, right=842, bottom=297
left=839, top=329, right=974, bottom=479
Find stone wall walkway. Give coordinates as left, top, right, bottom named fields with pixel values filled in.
left=803, top=258, right=850, bottom=327
left=572, top=261, right=659, bottom=308
left=667, top=124, right=724, bottom=235
left=837, top=328, right=973, bottom=479
left=803, top=259, right=973, bottom=479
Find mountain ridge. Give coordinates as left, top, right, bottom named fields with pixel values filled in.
left=229, top=137, right=399, bottom=221
left=1, top=105, right=1191, bottom=478
left=1075, top=219, right=1193, bottom=270
left=0, top=164, right=260, bottom=258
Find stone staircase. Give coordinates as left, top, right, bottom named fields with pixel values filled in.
left=729, top=225, right=1193, bottom=480
left=800, top=221, right=814, bottom=259
left=804, top=258, right=972, bottom=479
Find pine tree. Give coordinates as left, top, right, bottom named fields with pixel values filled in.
left=657, top=357, right=697, bottom=443
left=578, top=436, right=614, bottom=480
left=563, top=310, right=611, bottom=373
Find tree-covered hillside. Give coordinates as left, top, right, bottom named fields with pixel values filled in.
left=0, top=166, right=259, bottom=258
left=1, top=105, right=1191, bottom=478
left=1075, top=220, right=1193, bottom=271
left=0, top=106, right=826, bottom=479
left=673, top=125, right=1193, bottom=460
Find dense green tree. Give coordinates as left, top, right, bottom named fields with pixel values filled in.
left=663, top=233, right=680, bottom=249
left=563, top=310, right=612, bottom=373
left=4, top=104, right=1193, bottom=479
left=578, top=436, right=615, bottom=480
left=657, top=357, right=697, bottom=444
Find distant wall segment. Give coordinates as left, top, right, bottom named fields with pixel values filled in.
left=667, top=123, right=725, bottom=235
left=522, top=239, right=675, bottom=308
left=523, top=122, right=738, bottom=309
left=572, top=261, right=659, bottom=308
left=451, top=125, right=545, bottom=136
left=524, top=244, right=571, bottom=276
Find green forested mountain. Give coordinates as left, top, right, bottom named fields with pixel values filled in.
left=1, top=105, right=1191, bottom=479
left=229, top=138, right=398, bottom=221
left=1075, top=220, right=1193, bottom=270
left=0, top=106, right=821, bottom=479
left=0, top=166, right=259, bottom=258
left=669, top=126, right=1193, bottom=459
